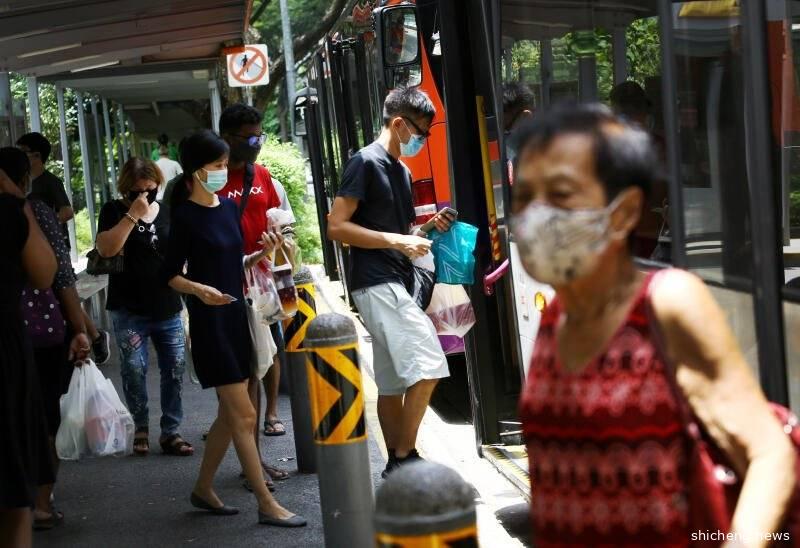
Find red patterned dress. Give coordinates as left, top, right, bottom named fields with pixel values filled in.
left=519, top=273, right=690, bottom=547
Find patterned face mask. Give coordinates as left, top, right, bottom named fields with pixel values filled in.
left=512, top=198, right=620, bottom=286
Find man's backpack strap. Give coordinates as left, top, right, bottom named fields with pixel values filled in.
left=239, top=162, right=255, bottom=218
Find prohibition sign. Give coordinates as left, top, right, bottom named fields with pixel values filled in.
left=227, top=44, right=269, bottom=87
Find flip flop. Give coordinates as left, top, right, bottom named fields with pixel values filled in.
left=33, top=510, right=64, bottom=531
left=243, top=478, right=276, bottom=493
left=263, top=419, right=286, bottom=436
left=263, top=464, right=290, bottom=481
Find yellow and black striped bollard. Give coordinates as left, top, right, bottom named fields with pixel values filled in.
left=282, top=267, right=317, bottom=473
left=305, top=313, right=373, bottom=547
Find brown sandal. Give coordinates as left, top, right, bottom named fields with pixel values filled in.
left=133, top=430, right=149, bottom=456
left=160, top=434, right=194, bottom=456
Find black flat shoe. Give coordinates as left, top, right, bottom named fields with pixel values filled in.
left=258, top=511, right=307, bottom=527
left=190, top=493, right=239, bottom=515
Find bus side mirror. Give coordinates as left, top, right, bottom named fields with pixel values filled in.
left=373, top=4, right=421, bottom=89
left=294, top=87, right=317, bottom=138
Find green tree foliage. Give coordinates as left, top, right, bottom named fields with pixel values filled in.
left=257, top=137, right=322, bottom=263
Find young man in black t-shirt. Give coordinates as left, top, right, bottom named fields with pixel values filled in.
left=17, top=132, right=112, bottom=365
left=328, top=87, right=454, bottom=477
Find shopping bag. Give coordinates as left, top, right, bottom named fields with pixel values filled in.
left=56, top=360, right=134, bottom=460
left=428, top=222, right=479, bottom=285
left=411, top=251, right=436, bottom=310
left=438, top=334, right=465, bottom=355
left=426, top=284, right=477, bottom=338
left=246, top=265, right=283, bottom=324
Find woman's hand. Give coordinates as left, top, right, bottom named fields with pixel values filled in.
left=68, top=333, right=91, bottom=361
left=128, top=192, right=150, bottom=220
left=259, top=230, right=284, bottom=255
left=194, top=284, right=234, bottom=306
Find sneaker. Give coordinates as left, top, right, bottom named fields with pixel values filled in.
left=396, top=448, right=424, bottom=466
left=381, top=449, right=398, bottom=479
left=92, top=330, right=111, bottom=365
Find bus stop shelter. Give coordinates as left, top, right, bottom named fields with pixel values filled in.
left=0, top=0, right=253, bottom=251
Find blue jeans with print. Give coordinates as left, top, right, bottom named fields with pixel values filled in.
left=110, top=310, right=186, bottom=436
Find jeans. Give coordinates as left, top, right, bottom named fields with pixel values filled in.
left=110, top=310, right=186, bottom=436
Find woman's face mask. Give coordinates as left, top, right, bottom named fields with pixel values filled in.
left=511, top=197, right=622, bottom=286
left=195, top=168, right=228, bottom=194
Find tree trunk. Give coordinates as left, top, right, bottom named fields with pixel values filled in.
left=255, top=0, right=349, bottom=111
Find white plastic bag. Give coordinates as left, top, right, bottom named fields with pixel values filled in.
left=246, top=265, right=284, bottom=324
left=245, top=269, right=278, bottom=379
left=425, top=284, right=477, bottom=338
left=56, top=360, right=134, bottom=460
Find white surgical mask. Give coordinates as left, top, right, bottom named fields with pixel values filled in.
left=196, top=168, right=227, bottom=193
left=512, top=198, right=621, bottom=285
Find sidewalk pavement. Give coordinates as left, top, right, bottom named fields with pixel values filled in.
left=36, top=266, right=530, bottom=547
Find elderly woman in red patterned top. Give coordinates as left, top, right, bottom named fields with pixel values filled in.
left=510, top=103, right=795, bottom=547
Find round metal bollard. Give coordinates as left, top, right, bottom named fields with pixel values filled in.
left=282, top=267, right=317, bottom=473
left=305, top=313, right=374, bottom=548
left=375, top=461, right=478, bottom=547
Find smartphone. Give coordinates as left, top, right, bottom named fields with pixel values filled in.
left=420, top=207, right=458, bottom=233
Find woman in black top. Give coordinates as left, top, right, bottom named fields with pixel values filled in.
left=163, top=130, right=305, bottom=527
left=96, top=158, right=191, bottom=457
left=0, top=168, right=57, bottom=548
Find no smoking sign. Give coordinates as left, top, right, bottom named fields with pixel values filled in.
left=227, top=44, right=269, bottom=88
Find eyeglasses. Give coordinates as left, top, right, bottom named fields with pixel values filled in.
left=232, top=134, right=266, bottom=147
left=402, top=117, right=431, bottom=139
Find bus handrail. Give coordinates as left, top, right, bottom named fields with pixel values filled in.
left=483, top=258, right=510, bottom=296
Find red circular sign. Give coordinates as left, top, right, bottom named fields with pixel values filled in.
left=228, top=46, right=268, bottom=85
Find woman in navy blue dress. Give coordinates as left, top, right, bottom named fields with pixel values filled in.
left=163, top=130, right=305, bottom=528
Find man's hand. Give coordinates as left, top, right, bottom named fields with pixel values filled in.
left=432, top=208, right=456, bottom=232
left=69, top=333, right=91, bottom=361
left=259, top=230, right=284, bottom=255
left=392, top=234, right=432, bottom=260
left=0, top=168, right=24, bottom=198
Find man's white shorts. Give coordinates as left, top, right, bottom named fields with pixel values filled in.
left=352, top=282, right=449, bottom=396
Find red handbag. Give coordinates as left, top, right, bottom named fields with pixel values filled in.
left=647, top=272, right=800, bottom=545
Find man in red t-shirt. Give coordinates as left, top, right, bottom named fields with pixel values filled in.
left=217, top=104, right=288, bottom=488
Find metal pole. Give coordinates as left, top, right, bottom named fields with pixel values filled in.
left=374, top=462, right=477, bottom=546
left=612, top=28, right=627, bottom=85
left=578, top=56, right=598, bottom=102
left=305, top=313, right=373, bottom=547
left=279, top=0, right=299, bottom=144
left=27, top=76, right=41, bottom=133
left=0, top=72, right=17, bottom=145
left=209, top=79, right=222, bottom=133
left=282, top=267, right=317, bottom=473
left=57, top=85, right=78, bottom=262
left=101, top=98, right=117, bottom=194
left=75, top=91, right=96, bottom=240
left=540, top=40, right=553, bottom=107
left=116, top=105, right=129, bottom=162
left=90, top=97, right=108, bottom=203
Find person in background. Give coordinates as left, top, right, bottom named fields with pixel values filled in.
left=16, top=131, right=112, bottom=365
left=154, top=135, right=183, bottom=201
left=0, top=168, right=57, bottom=548
left=502, top=81, right=535, bottom=184
left=512, top=103, right=796, bottom=546
left=164, top=129, right=305, bottom=527
left=328, top=87, right=454, bottom=477
left=0, top=148, right=90, bottom=531
left=609, top=81, right=667, bottom=260
left=95, top=157, right=192, bottom=457
left=217, top=104, right=290, bottom=489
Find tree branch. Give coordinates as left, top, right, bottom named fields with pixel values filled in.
left=255, top=0, right=350, bottom=109
left=250, top=0, right=272, bottom=25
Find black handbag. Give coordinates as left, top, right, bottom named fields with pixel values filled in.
left=86, top=248, right=123, bottom=276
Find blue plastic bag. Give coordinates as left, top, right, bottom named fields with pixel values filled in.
left=428, top=221, right=479, bottom=285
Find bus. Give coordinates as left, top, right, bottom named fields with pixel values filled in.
left=294, top=0, right=800, bottom=489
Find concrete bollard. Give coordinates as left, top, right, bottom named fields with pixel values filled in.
left=305, top=313, right=374, bottom=548
left=375, top=461, right=478, bottom=547
left=282, top=266, right=317, bottom=473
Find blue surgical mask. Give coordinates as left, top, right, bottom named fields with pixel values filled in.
left=197, top=168, right=227, bottom=193
left=398, top=120, right=426, bottom=157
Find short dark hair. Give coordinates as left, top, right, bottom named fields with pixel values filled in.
left=171, top=130, right=230, bottom=217
left=609, top=81, right=652, bottom=119
left=219, top=103, right=263, bottom=135
left=158, top=133, right=169, bottom=146
left=382, top=86, right=435, bottom=126
left=16, top=132, right=52, bottom=164
left=0, top=147, right=31, bottom=188
left=503, top=81, right=535, bottom=117
left=514, top=102, right=657, bottom=202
